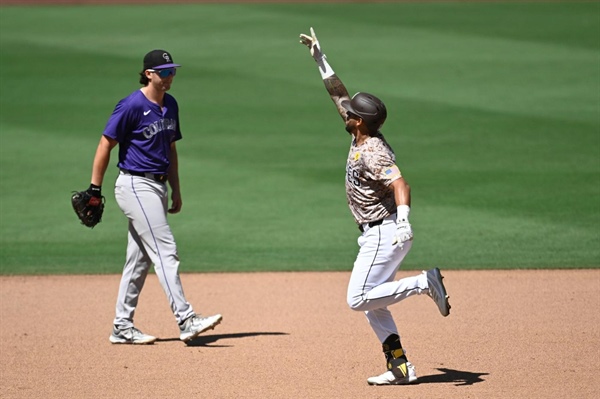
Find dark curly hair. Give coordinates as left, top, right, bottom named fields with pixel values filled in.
left=139, top=71, right=149, bottom=86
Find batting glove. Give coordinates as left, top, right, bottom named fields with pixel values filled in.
left=299, top=27, right=324, bottom=61
left=393, top=205, right=413, bottom=249
left=299, top=27, right=335, bottom=79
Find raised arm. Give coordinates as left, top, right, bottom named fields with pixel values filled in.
left=299, top=27, right=351, bottom=122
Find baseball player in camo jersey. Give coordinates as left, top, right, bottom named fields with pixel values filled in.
left=300, top=28, right=451, bottom=385
left=86, top=49, right=222, bottom=345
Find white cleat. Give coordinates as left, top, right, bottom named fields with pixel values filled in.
left=179, top=314, right=223, bottom=342
left=367, top=362, right=418, bottom=385
left=109, top=326, right=157, bottom=345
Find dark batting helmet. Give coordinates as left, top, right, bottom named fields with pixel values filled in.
left=341, top=92, right=387, bottom=133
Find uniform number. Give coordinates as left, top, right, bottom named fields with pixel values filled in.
left=346, top=165, right=361, bottom=187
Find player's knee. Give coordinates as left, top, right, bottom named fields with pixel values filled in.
left=347, top=294, right=366, bottom=311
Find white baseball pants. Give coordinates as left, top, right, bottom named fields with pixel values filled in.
left=347, top=215, right=429, bottom=343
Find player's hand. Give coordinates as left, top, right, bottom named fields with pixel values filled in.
left=299, top=27, right=324, bottom=61
left=393, top=220, right=413, bottom=250
left=168, top=191, right=182, bottom=214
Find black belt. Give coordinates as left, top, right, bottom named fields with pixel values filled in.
left=122, top=169, right=168, bottom=183
left=358, top=218, right=384, bottom=233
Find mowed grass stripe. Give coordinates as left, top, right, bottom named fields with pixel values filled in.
left=0, top=3, right=598, bottom=273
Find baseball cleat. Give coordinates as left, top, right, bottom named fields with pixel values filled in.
left=179, top=314, right=223, bottom=342
left=425, top=268, right=451, bottom=317
left=367, top=362, right=418, bottom=385
left=109, top=326, right=157, bottom=345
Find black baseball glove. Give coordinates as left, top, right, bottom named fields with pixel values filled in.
left=71, top=185, right=105, bottom=228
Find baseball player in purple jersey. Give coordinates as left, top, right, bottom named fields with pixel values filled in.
left=86, top=49, right=222, bottom=344
left=300, top=29, right=451, bottom=385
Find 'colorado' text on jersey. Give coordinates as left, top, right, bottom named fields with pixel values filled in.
left=345, top=133, right=402, bottom=224
left=103, top=89, right=182, bottom=174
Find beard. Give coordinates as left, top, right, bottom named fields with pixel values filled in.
left=345, top=119, right=358, bottom=134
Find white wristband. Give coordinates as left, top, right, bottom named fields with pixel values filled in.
left=396, top=205, right=410, bottom=222
left=316, top=55, right=335, bottom=79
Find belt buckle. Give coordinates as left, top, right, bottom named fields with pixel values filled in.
left=157, top=174, right=167, bottom=183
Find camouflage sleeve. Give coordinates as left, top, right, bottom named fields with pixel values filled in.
left=362, top=145, right=402, bottom=186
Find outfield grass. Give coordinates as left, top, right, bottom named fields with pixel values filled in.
left=0, top=2, right=598, bottom=274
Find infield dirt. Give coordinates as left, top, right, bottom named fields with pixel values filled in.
left=1, top=270, right=598, bottom=398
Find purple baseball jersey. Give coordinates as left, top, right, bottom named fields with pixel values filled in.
left=103, top=89, right=182, bottom=174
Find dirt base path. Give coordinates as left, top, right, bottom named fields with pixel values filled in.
left=1, top=270, right=598, bottom=398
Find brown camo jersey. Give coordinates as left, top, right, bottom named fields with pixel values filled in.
left=345, top=133, right=402, bottom=225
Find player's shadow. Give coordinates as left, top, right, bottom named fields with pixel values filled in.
left=156, top=332, right=288, bottom=347
left=417, top=368, right=488, bottom=386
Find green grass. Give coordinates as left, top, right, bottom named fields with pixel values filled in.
left=0, top=2, right=599, bottom=274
